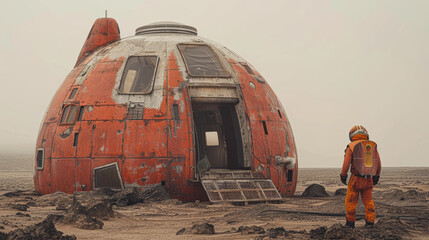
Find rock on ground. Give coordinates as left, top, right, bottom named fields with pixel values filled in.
left=237, top=225, right=265, bottom=235
left=309, top=226, right=327, bottom=239
left=35, top=191, right=73, bottom=208
left=176, top=223, right=215, bottom=235
left=141, top=184, right=171, bottom=202
left=334, top=188, right=348, bottom=196
left=111, top=187, right=145, bottom=207
left=302, top=184, right=329, bottom=197
left=4, top=217, right=76, bottom=240
left=58, top=192, right=114, bottom=230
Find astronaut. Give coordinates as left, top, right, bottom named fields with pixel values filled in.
left=340, top=125, right=381, bottom=228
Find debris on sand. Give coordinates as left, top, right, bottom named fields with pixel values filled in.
left=2, top=190, right=40, bottom=198
left=324, top=223, right=360, bottom=239
left=110, top=185, right=171, bottom=206
left=57, top=192, right=114, bottom=230
left=35, top=191, right=73, bottom=208
left=309, top=217, right=412, bottom=240
left=15, top=212, right=31, bottom=217
left=254, top=227, right=291, bottom=239
left=141, top=184, right=171, bottom=202
left=4, top=217, right=76, bottom=240
left=334, top=188, right=347, bottom=196
left=237, top=225, right=265, bottom=235
left=10, top=203, right=29, bottom=211
left=309, top=226, right=327, bottom=239
left=302, top=184, right=329, bottom=197
left=111, top=187, right=145, bottom=207
left=176, top=223, right=215, bottom=235
left=46, top=214, right=65, bottom=223
left=382, top=189, right=427, bottom=201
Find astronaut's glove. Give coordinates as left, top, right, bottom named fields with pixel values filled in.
left=340, top=174, right=348, bottom=185
left=372, top=175, right=380, bottom=185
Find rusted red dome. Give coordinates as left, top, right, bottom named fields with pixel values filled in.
left=34, top=19, right=298, bottom=202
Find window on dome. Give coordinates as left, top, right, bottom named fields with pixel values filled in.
left=178, top=44, right=230, bottom=78
left=119, top=56, right=159, bottom=94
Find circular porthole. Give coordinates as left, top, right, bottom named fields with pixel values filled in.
left=249, top=81, right=256, bottom=89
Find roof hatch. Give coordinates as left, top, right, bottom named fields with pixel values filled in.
left=135, top=21, right=197, bottom=36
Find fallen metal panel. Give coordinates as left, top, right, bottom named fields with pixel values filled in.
left=200, top=170, right=265, bottom=180
left=93, top=162, right=124, bottom=189
left=201, top=177, right=282, bottom=203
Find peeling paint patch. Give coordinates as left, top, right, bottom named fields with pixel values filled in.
left=173, top=165, right=183, bottom=174
left=59, top=127, right=73, bottom=138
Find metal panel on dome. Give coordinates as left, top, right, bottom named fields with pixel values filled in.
left=135, top=21, right=197, bottom=35
left=188, top=85, right=239, bottom=103
left=201, top=170, right=282, bottom=203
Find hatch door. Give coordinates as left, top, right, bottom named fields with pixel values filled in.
left=201, top=170, right=282, bottom=203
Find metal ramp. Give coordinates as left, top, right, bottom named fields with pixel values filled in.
left=201, top=170, right=283, bottom=203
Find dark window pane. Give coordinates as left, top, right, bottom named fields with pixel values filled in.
left=240, top=62, right=254, bottom=75
left=61, top=105, right=70, bottom=123
left=119, top=56, right=158, bottom=94
left=77, top=106, right=85, bottom=121
left=178, top=44, right=230, bottom=77
left=36, top=149, right=44, bottom=169
left=69, top=88, right=78, bottom=99
left=66, top=105, right=78, bottom=124
left=73, top=133, right=79, bottom=147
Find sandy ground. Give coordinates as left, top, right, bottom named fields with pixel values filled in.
left=0, top=154, right=428, bottom=239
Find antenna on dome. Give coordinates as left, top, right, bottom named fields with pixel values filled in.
left=105, top=10, right=107, bottom=18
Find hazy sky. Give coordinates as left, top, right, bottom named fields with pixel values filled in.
left=0, top=0, right=428, bottom=167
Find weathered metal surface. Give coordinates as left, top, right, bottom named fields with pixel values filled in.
left=34, top=19, right=298, bottom=201
left=202, top=179, right=282, bottom=203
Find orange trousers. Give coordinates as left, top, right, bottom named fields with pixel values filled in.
left=345, top=174, right=375, bottom=222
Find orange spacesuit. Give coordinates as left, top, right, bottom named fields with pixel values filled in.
left=340, top=125, right=381, bottom=228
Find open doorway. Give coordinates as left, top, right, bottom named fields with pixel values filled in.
left=193, top=103, right=244, bottom=170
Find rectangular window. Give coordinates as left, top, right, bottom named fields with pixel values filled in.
left=77, top=106, right=85, bottom=121
left=287, top=170, right=293, bottom=182
left=60, top=105, right=79, bottom=124
left=178, top=44, right=230, bottom=78
left=73, top=133, right=79, bottom=147
left=69, top=88, right=78, bottom=99
left=36, top=148, right=44, bottom=170
left=262, top=121, right=268, bottom=135
left=119, top=56, right=159, bottom=94
left=240, top=62, right=255, bottom=75
left=205, top=131, right=219, bottom=146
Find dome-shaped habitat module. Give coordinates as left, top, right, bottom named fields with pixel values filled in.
left=34, top=18, right=298, bottom=203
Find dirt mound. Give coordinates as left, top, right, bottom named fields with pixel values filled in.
left=36, top=191, right=73, bottom=207
left=10, top=203, right=28, bottom=211
left=237, top=225, right=265, bottom=234
left=302, top=184, right=329, bottom=197
left=15, top=212, right=31, bottom=217
left=253, top=227, right=296, bottom=239
left=309, top=217, right=411, bottom=240
left=309, top=226, right=327, bottom=239
left=59, top=193, right=114, bottom=230
left=334, top=188, right=347, bottom=196
left=382, top=189, right=427, bottom=201
left=324, top=223, right=361, bottom=239
left=141, top=184, right=171, bottom=202
left=2, top=190, right=40, bottom=198
left=4, top=217, right=76, bottom=240
left=176, top=223, right=215, bottom=235
left=111, top=187, right=145, bottom=207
